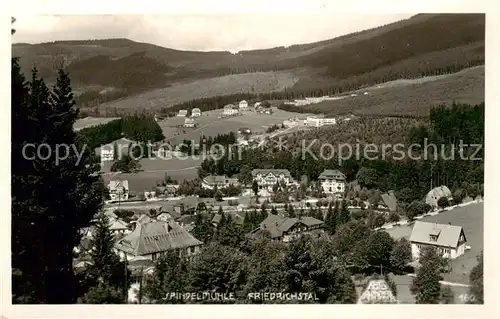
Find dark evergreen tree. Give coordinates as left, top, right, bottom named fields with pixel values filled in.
left=410, top=247, right=442, bottom=304
left=12, top=60, right=105, bottom=303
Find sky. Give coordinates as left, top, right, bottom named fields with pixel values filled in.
left=13, top=14, right=415, bottom=52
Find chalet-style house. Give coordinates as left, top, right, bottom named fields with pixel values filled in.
left=108, top=180, right=130, bottom=201
left=95, top=137, right=134, bottom=162
left=380, top=190, right=398, bottom=212
left=409, top=221, right=468, bottom=260
left=425, top=185, right=452, bottom=208
left=201, top=175, right=240, bottom=190
left=250, top=214, right=324, bottom=242
left=211, top=211, right=246, bottom=226
left=191, top=108, right=202, bottom=117
left=177, top=110, right=188, bottom=117
left=114, top=219, right=203, bottom=261
left=318, top=169, right=346, bottom=195
left=251, top=169, right=293, bottom=191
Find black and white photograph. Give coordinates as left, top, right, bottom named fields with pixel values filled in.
left=6, top=6, right=492, bottom=314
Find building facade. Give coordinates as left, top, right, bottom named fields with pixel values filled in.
left=223, top=104, right=239, bottom=116
left=239, top=100, right=249, bottom=109
left=191, top=108, right=202, bottom=117
left=305, top=116, right=337, bottom=127
left=202, top=175, right=240, bottom=190
left=250, top=214, right=324, bottom=242
left=409, top=221, right=468, bottom=260
left=251, top=169, right=293, bottom=191
left=108, top=180, right=130, bottom=201
left=184, top=117, right=196, bottom=128
left=318, top=169, right=346, bottom=194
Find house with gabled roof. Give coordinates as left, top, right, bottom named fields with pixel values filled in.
left=202, top=175, right=240, bottom=190
left=318, top=169, right=346, bottom=195
left=251, top=169, right=294, bottom=191
left=409, top=221, right=468, bottom=260
left=108, top=180, right=129, bottom=201
left=115, top=219, right=203, bottom=262
left=249, top=214, right=324, bottom=242
left=380, top=190, right=398, bottom=212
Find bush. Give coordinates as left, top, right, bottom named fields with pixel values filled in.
left=437, top=197, right=449, bottom=209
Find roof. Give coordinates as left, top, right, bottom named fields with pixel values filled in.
left=223, top=104, right=235, bottom=110
left=251, top=169, right=291, bottom=178
left=212, top=212, right=245, bottom=225
left=409, top=221, right=466, bottom=248
left=174, top=196, right=199, bottom=210
left=239, top=100, right=248, bottom=104
left=425, top=185, right=452, bottom=202
left=109, top=180, right=129, bottom=192
left=380, top=191, right=397, bottom=212
left=109, top=219, right=129, bottom=231
left=318, top=169, right=346, bottom=180
left=136, top=215, right=152, bottom=225
left=177, top=214, right=196, bottom=225
left=253, top=214, right=323, bottom=239
left=115, top=220, right=202, bottom=256
left=192, top=108, right=201, bottom=113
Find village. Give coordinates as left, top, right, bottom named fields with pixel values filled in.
left=74, top=130, right=484, bottom=303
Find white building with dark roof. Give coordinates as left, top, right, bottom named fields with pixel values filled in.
left=251, top=169, right=294, bottom=191
left=409, top=221, right=468, bottom=260
left=318, top=169, right=346, bottom=194
left=177, top=110, right=188, bottom=117
left=108, top=180, right=129, bottom=201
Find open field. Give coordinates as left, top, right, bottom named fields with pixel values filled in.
left=96, top=71, right=300, bottom=111
left=384, top=202, right=483, bottom=285
left=73, top=116, right=120, bottom=131
left=159, top=109, right=315, bottom=144
left=292, top=66, right=484, bottom=117
left=101, top=157, right=203, bottom=192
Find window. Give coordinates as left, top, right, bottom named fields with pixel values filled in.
left=152, top=253, right=157, bottom=261
left=190, top=246, right=196, bottom=254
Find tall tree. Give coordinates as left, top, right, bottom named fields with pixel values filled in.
left=12, top=60, right=105, bottom=303
left=410, top=247, right=442, bottom=304
left=87, top=213, right=127, bottom=292
left=145, top=250, right=189, bottom=303
left=390, top=238, right=412, bottom=273
left=468, top=252, right=483, bottom=304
